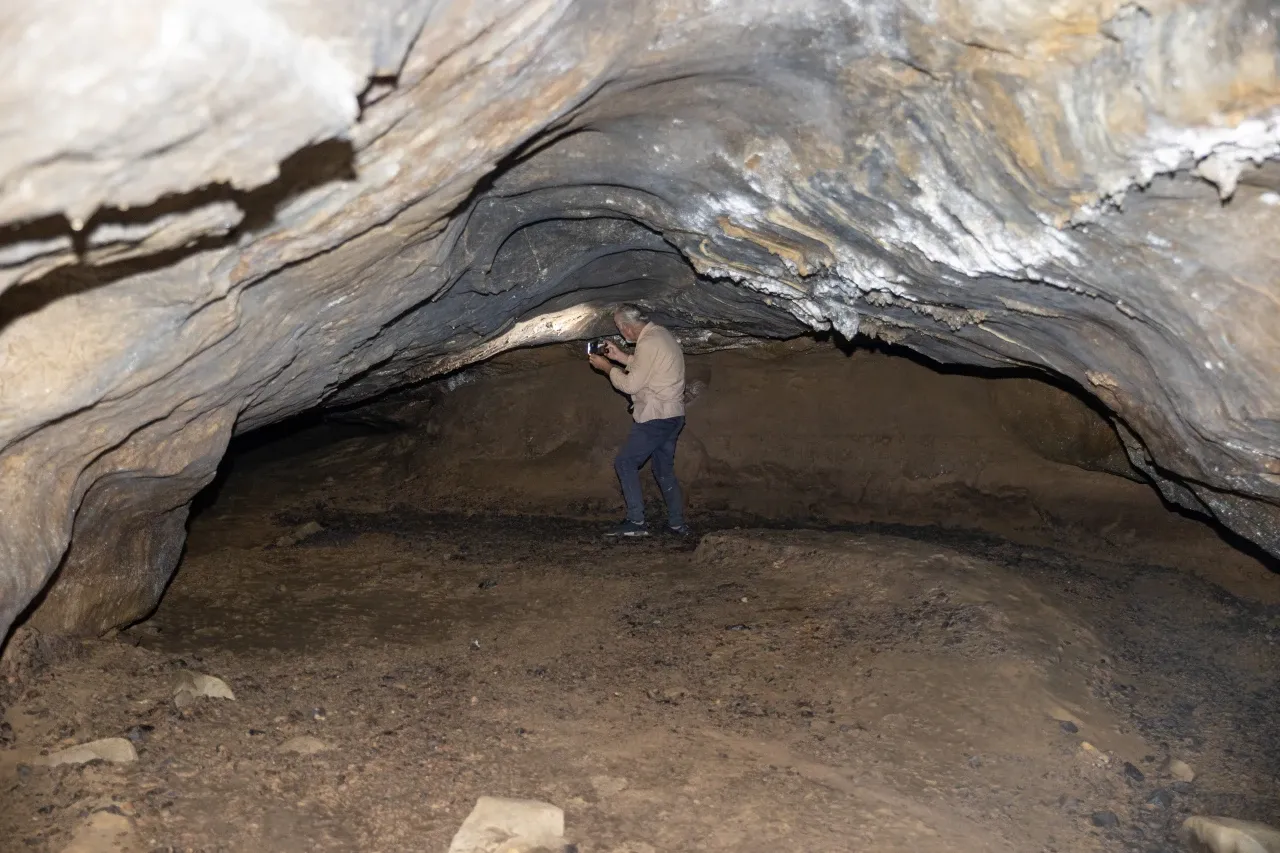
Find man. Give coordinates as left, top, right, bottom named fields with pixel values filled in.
left=587, top=305, right=688, bottom=538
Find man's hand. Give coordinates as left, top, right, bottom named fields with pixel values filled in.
left=588, top=353, right=613, bottom=373
left=602, top=340, right=632, bottom=365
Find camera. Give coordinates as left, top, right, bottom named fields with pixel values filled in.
left=586, top=339, right=611, bottom=356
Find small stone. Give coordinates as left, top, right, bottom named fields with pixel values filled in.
left=1059, top=796, right=1084, bottom=814
left=1169, top=759, right=1195, bottom=783
left=967, top=755, right=982, bottom=768
left=43, top=738, right=137, bottom=767
left=1046, top=704, right=1084, bottom=728
left=647, top=687, right=686, bottom=705
left=1091, top=811, right=1119, bottom=829
left=274, top=520, right=324, bottom=547
left=589, top=775, right=628, bottom=797
left=447, top=796, right=566, bottom=853
left=478, top=579, right=498, bottom=590
left=124, top=725, right=153, bottom=744
left=1182, top=816, right=1280, bottom=853
left=1060, top=720, right=1079, bottom=734
left=1146, top=789, right=1173, bottom=810
left=1080, top=742, right=1109, bottom=764
left=173, top=671, right=235, bottom=708
left=278, top=736, right=329, bottom=755
left=1123, top=762, right=1145, bottom=782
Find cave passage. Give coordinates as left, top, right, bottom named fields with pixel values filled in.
left=3, top=2, right=1280, bottom=850
left=4, top=342, right=1279, bottom=852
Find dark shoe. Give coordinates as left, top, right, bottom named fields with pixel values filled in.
left=666, top=524, right=692, bottom=538
left=605, top=520, right=649, bottom=538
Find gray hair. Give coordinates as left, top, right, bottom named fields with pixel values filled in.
left=614, top=304, right=647, bottom=326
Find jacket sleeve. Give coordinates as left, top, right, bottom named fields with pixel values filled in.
left=609, top=339, right=653, bottom=395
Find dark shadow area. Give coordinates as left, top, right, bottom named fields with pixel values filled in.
left=188, top=405, right=402, bottom=526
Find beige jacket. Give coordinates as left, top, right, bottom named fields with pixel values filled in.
left=609, top=323, right=686, bottom=422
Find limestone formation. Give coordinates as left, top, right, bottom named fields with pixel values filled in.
left=1, top=0, right=1278, bottom=638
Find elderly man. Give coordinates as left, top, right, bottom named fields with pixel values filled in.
left=587, top=305, right=689, bottom=537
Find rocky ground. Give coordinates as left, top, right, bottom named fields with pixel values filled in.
left=4, top=493, right=1280, bottom=851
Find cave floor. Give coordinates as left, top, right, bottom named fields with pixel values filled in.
left=5, top=507, right=1280, bottom=852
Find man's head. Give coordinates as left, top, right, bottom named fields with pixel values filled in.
left=613, top=304, right=648, bottom=342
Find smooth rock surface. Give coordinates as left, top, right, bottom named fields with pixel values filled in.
left=1183, top=816, right=1280, bottom=853
left=278, top=735, right=330, bottom=755
left=43, top=738, right=138, bottom=767
left=448, top=797, right=567, bottom=853
left=172, top=671, right=236, bottom=708
left=1, top=0, right=1279, bottom=639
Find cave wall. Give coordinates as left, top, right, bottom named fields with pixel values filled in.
left=1, top=0, right=1279, bottom=639
left=401, top=342, right=1150, bottom=533
left=204, top=342, right=1272, bottom=593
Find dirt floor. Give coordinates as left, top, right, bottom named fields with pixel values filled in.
left=4, top=346, right=1280, bottom=852
left=5, top=508, right=1280, bottom=850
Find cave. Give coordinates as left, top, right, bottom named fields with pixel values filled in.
left=3, top=2, right=1280, bottom=851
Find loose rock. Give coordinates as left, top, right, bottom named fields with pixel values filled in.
left=1091, top=811, right=1119, bottom=829
left=43, top=737, right=137, bottom=767
left=1058, top=796, right=1084, bottom=815
left=1182, top=816, right=1280, bottom=853
left=1046, top=704, right=1084, bottom=729
left=1169, top=758, right=1196, bottom=783
left=590, top=775, right=628, bottom=798
left=1146, top=789, right=1174, bottom=810
left=173, top=671, right=236, bottom=708
left=124, top=724, right=153, bottom=744
left=273, top=521, right=325, bottom=548
left=1123, top=761, right=1145, bottom=782
left=1059, top=720, right=1079, bottom=734
left=448, top=796, right=568, bottom=853
left=647, top=687, right=686, bottom=705
left=278, top=736, right=329, bottom=755
left=1080, top=742, right=1109, bottom=764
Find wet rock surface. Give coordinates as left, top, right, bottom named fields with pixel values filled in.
left=2, top=0, right=1280, bottom=639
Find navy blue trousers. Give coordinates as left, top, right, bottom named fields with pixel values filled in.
left=614, top=416, right=685, bottom=526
